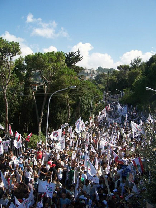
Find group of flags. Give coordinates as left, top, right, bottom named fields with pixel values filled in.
left=0, top=124, right=33, bottom=153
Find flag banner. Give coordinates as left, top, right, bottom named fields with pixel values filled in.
left=95, top=157, right=99, bottom=170
left=72, top=151, right=76, bottom=160
left=15, top=131, right=21, bottom=141
left=74, top=176, right=79, bottom=199
left=85, top=143, right=88, bottom=152
left=54, top=137, right=65, bottom=151
left=87, top=173, right=99, bottom=183
left=112, top=151, right=124, bottom=165
left=133, top=157, right=144, bottom=173
left=14, top=139, right=22, bottom=149
left=9, top=124, right=13, bottom=136
left=84, top=154, right=89, bottom=170
left=131, top=121, right=142, bottom=133
left=146, top=114, right=154, bottom=123
left=81, top=119, right=85, bottom=131
left=68, top=126, right=73, bottom=136
left=60, top=136, right=65, bottom=150
left=0, top=123, right=4, bottom=130
left=38, top=179, right=55, bottom=198
left=75, top=117, right=82, bottom=133
left=14, top=196, right=21, bottom=206
left=0, top=171, right=8, bottom=189
left=3, top=140, right=10, bottom=151
left=50, top=129, right=62, bottom=141
left=18, top=191, right=34, bottom=208
left=88, top=161, right=97, bottom=176
left=26, top=132, right=32, bottom=142
left=0, top=143, right=4, bottom=155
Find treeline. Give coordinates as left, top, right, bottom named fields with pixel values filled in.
left=94, top=56, right=156, bottom=112
left=1, top=37, right=156, bottom=136
left=0, top=38, right=103, bottom=136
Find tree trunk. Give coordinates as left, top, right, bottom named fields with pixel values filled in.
left=4, top=89, right=8, bottom=134
left=33, top=92, right=40, bottom=133
left=38, top=86, right=48, bottom=135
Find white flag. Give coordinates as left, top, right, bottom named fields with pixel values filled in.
left=14, top=139, right=22, bottom=149
left=0, top=143, right=4, bottom=155
left=38, top=180, right=55, bottom=198
left=75, top=117, right=82, bottom=133
left=50, top=129, right=62, bottom=141
left=88, top=161, right=97, bottom=176
left=14, top=196, right=21, bottom=206
left=1, top=171, right=8, bottom=189
left=3, top=140, right=10, bottom=151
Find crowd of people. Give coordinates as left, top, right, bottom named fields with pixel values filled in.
left=0, top=101, right=154, bottom=208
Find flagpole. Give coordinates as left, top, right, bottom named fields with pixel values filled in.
left=46, top=86, right=76, bottom=150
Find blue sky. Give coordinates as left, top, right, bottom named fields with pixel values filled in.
left=1, top=0, right=156, bottom=69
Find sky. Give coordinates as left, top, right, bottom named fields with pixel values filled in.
left=1, top=0, right=156, bottom=69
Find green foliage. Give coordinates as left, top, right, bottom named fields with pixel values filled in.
left=130, top=57, right=142, bottom=69
left=72, top=80, right=103, bottom=121
left=65, top=50, right=83, bottom=74
left=96, top=67, right=114, bottom=74
left=23, top=132, right=45, bottom=149
left=0, top=37, right=21, bottom=133
left=127, top=68, right=141, bottom=89
left=117, top=64, right=130, bottom=71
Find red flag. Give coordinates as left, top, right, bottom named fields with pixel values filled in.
left=15, top=131, right=21, bottom=141
left=26, top=133, right=32, bottom=142
left=9, top=124, right=13, bottom=136
left=133, top=157, right=144, bottom=172
left=112, top=151, right=124, bottom=165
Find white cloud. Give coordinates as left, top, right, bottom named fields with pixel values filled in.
left=71, top=42, right=115, bottom=69
left=43, top=45, right=57, bottom=53
left=26, top=13, right=34, bottom=23
left=32, top=28, right=56, bottom=38
left=26, top=13, right=69, bottom=39
left=26, top=13, right=42, bottom=23
left=1, top=31, right=33, bottom=57
left=119, top=50, right=154, bottom=65
left=71, top=43, right=154, bottom=69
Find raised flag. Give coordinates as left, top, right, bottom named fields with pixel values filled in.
left=84, top=154, right=89, bottom=170
left=14, top=139, right=22, bottom=149
left=112, top=151, right=124, bottom=165
left=0, top=143, right=4, bottom=155
left=3, top=140, right=9, bottom=151
left=132, top=157, right=144, bottom=173
left=0, top=171, right=8, bottom=189
left=50, top=129, right=62, bottom=141
left=26, top=132, right=32, bottom=142
left=75, top=117, right=82, bottom=133
left=38, top=179, right=55, bottom=198
left=88, top=161, right=97, bottom=176
left=68, top=126, right=73, bottom=137
left=0, top=124, right=4, bottom=130
left=14, top=196, right=21, bottom=206
left=15, top=131, right=21, bottom=141
left=9, top=124, right=13, bottom=136
left=74, top=176, right=79, bottom=199
left=131, top=121, right=142, bottom=133
left=17, top=190, right=34, bottom=208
